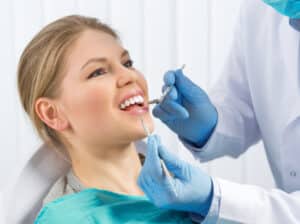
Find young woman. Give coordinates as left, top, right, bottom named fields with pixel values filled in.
left=18, top=15, right=195, bottom=223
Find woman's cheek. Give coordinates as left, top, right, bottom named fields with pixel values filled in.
left=64, top=85, right=104, bottom=120
left=137, top=74, right=149, bottom=97
left=82, top=90, right=109, bottom=118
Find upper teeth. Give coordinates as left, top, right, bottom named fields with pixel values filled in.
left=120, top=95, right=144, bottom=109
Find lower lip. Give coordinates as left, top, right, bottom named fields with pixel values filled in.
left=121, top=105, right=149, bottom=115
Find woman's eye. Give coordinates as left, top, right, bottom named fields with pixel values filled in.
left=88, top=68, right=106, bottom=79
left=124, top=59, right=134, bottom=68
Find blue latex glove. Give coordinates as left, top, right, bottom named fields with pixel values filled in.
left=153, top=69, right=218, bottom=147
left=138, top=135, right=214, bottom=217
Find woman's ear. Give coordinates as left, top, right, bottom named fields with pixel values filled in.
left=35, top=97, right=69, bottom=131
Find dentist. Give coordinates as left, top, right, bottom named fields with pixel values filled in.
left=138, top=0, right=300, bottom=223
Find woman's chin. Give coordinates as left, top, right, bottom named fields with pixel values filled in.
left=131, top=128, right=153, bottom=141
left=130, top=120, right=155, bottom=141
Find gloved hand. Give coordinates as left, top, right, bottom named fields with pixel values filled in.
left=153, top=69, right=218, bottom=147
left=138, top=135, right=214, bottom=217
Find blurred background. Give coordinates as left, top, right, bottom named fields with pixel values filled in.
left=0, top=0, right=275, bottom=191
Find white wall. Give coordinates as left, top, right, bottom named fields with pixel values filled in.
left=0, top=0, right=275, bottom=190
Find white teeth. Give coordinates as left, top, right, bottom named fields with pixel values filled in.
left=138, top=96, right=144, bottom=103
left=119, top=95, right=144, bottom=110
left=134, top=96, right=140, bottom=103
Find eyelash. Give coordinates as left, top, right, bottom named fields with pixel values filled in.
left=124, top=59, right=134, bottom=68
left=87, top=59, right=134, bottom=79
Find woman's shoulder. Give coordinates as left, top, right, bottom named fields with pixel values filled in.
left=42, top=170, right=77, bottom=205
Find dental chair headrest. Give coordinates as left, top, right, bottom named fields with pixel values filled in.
left=5, top=140, right=146, bottom=224
left=6, top=144, right=70, bottom=224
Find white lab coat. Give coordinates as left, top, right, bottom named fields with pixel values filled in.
left=188, top=0, right=300, bottom=223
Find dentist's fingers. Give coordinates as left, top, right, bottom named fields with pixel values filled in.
left=174, top=69, right=209, bottom=104
left=138, top=136, right=162, bottom=196
left=152, top=105, right=171, bottom=122
left=162, top=85, right=177, bottom=101
left=160, top=101, right=189, bottom=119
left=138, top=135, right=169, bottom=201
left=138, top=174, right=156, bottom=201
left=157, top=144, right=189, bottom=181
left=153, top=102, right=189, bottom=121
left=163, top=71, right=176, bottom=86
left=152, top=104, right=184, bottom=122
left=138, top=174, right=173, bottom=208
left=144, top=135, right=163, bottom=177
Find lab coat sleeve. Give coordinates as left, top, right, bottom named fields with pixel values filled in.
left=182, top=0, right=261, bottom=162
left=216, top=178, right=300, bottom=223
left=189, top=178, right=222, bottom=224
left=191, top=177, right=300, bottom=224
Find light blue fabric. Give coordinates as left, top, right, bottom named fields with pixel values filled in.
left=263, top=0, right=300, bottom=18
left=34, top=188, right=194, bottom=224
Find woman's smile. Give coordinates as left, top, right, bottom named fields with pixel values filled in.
left=118, top=89, right=149, bottom=115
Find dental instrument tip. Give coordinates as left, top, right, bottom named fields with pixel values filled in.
left=148, top=64, right=186, bottom=105
left=140, top=116, right=150, bottom=137
left=148, top=99, right=161, bottom=105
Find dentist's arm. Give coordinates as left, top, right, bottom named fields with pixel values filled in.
left=153, top=2, right=261, bottom=161
left=138, top=135, right=300, bottom=224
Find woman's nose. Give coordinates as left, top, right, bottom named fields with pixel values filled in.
left=116, top=67, right=139, bottom=88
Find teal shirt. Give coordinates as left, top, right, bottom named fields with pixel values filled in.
left=35, top=188, right=195, bottom=224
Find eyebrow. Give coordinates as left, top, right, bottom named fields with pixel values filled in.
left=80, top=50, right=129, bottom=71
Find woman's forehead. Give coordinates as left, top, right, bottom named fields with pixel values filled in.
left=62, top=30, right=127, bottom=79
left=73, top=29, right=124, bottom=57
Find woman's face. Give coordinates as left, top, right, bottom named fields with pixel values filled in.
left=58, top=29, right=154, bottom=149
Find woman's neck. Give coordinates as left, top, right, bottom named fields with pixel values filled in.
left=70, top=142, right=144, bottom=196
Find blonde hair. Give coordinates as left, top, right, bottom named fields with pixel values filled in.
left=18, top=15, right=118, bottom=150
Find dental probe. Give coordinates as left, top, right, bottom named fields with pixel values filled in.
left=140, top=117, right=177, bottom=196
left=140, top=117, right=173, bottom=179
left=148, top=64, right=186, bottom=105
